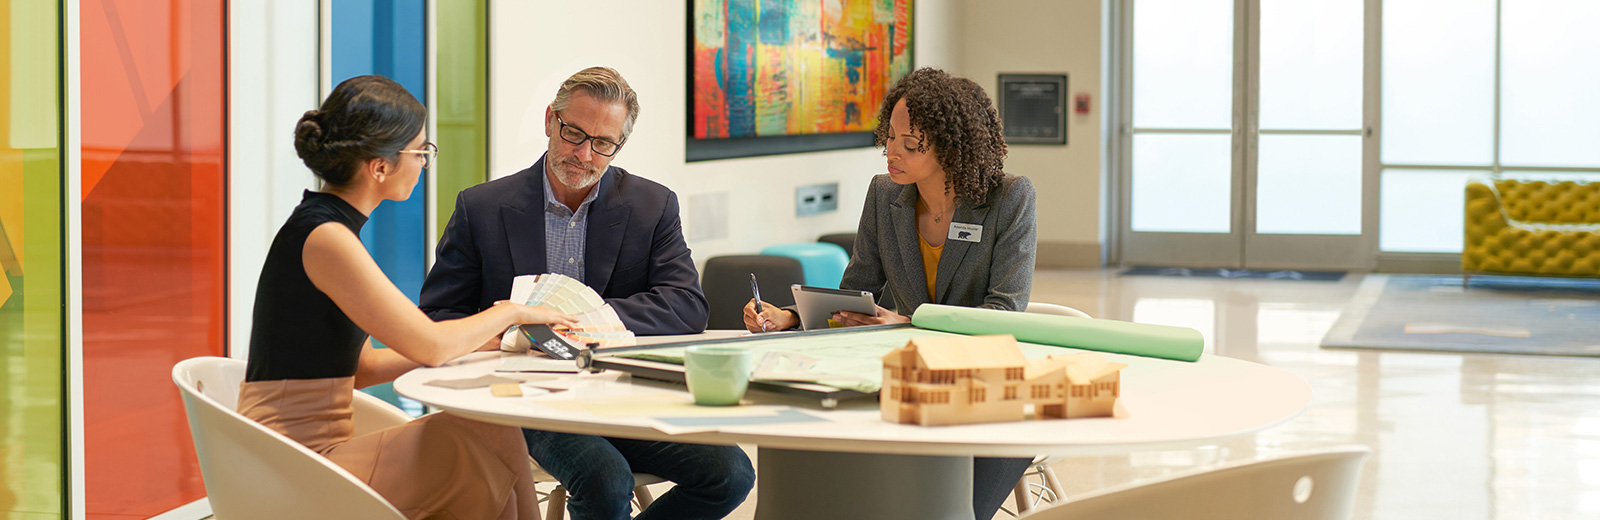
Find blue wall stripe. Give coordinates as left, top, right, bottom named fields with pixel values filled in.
left=332, top=0, right=428, bottom=412
left=332, top=0, right=428, bottom=306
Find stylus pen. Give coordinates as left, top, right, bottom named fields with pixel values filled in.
left=750, top=273, right=768, bottom=332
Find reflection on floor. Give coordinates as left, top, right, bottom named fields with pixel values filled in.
left=690, top=268, right=1600, bottom=520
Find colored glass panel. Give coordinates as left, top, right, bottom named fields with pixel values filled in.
left=332, top=0, right=428, bottom=303
left=435, top=0, right=488, bottom=238
left=79, top=0, right=227, bottom=516
left=0, top=1, right=63, bottom=518
left=331, top=0, right=427, bottom=411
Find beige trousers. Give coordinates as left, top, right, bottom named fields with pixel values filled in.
left=238, top=376, right=540, bottom=520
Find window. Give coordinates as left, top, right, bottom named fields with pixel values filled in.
left=1380, top=0, right=1600, bottom=252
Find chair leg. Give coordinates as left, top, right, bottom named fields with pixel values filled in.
left=1012, top=474, right=1033, bottom=514
left=1039, top=463, right=1065, bottom=504
left=633, top=484, right=655, bottom=510
left=546, top=485, right=568, bottom=520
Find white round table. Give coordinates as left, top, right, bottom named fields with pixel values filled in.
left=396, top=336, right=1311, bottom=520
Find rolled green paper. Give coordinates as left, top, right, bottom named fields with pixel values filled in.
left=911, top=304, right=1204, bottom=362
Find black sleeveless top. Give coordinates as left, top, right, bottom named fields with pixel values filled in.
left=246, top=191, right=370, bottom=382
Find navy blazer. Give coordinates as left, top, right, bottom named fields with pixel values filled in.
left=420, top=155, right=709, bottom=335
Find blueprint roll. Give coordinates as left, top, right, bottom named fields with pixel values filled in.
left=910, top=304, right=1204, bottom=362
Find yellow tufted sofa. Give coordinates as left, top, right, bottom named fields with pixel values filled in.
left=1462, top=178, right=1600, bottom=277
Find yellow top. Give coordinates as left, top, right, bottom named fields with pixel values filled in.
left=918, top=234, right=943, bottom=300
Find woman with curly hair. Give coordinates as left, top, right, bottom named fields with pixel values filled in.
left=743, top=67, right=1038, bottom=517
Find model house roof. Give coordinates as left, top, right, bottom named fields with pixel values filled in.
left=886, top=335, right=1029, bottom=370
left=1025, top=352, right=1127, bottom=383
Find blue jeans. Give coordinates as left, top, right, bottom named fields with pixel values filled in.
left=974, top=456, right=1035, bottom=518
left=523, top=429, right=755, bottom=520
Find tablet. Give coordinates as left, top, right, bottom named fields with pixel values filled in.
left=790, top=285, right=877, bottom=331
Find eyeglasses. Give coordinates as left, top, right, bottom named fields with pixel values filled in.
left=398, top=142, right=438, bottom=169
left=555, top=114, right=623, bottom=157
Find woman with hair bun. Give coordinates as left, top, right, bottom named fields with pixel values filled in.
left=242, top=75, right=560, bottom=520
left=744, top=67, right=1038, bottom=519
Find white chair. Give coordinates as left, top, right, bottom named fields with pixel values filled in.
left=174, top=356, right=667, bottom=520
left=1019, top=447, right=1371, bottom=520
left=1005, top=302, right=1092, bottom=515
left=172, top=356, right=407, bottom=519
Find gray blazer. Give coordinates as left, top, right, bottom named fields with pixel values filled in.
left=840, top=173, right=1036, bottom=316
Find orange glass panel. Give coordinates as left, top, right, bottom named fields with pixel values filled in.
left=79, top=0, right=226, bottom=516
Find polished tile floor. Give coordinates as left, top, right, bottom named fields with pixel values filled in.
left=689, top=268, right=1600, bottom=520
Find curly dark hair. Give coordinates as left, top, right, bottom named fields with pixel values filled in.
left=873, top=67, right=1008, bottom=205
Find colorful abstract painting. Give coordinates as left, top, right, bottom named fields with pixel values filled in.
left=692, top=0, right=913, bottom=140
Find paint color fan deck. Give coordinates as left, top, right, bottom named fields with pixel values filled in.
left=499, top=273, right=636, bottom=350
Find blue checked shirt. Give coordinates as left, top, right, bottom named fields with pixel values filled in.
left=542, top=166, right=600, bottom=281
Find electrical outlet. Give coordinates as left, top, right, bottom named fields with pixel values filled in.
left=795, top=183, right=839, bottom=217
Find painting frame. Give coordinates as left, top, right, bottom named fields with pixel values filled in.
left=686, top=0, right=916, bottom=162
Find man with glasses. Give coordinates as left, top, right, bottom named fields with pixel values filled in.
left=420, top=67, right=753, bottom=519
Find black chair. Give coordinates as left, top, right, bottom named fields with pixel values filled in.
left=701, top=255, right=805, bottom=330
left=817, top=233, right=856, bottom=260
left=815, top=232, right=900, bottom=310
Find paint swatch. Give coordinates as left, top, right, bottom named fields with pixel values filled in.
left=500, top=273, right=636, bottom=351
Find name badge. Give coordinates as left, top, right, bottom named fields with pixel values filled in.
left=947, top=222, right=983, bottom=243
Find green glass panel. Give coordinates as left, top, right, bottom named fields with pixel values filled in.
left=0, top=0, right=63, bottom=518
left=434, top=0, right=488, bottom=238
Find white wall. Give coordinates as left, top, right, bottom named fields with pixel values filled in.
left=964, top=0, right=1105, bottom=266
left=229, top=0, right=320, bottom=360
left=488, top=0, right=966, bottom=266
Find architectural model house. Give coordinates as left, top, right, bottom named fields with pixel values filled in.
left=881, top=335, right=1127, bottom=426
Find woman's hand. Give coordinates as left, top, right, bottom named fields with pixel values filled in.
left=743, top=299, right=799, bottom=332
left=493, top=300, right=578, bottom=328
left=832, top=305, right=909, bottom=327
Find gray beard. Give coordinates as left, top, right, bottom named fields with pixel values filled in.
left=552, top=161, right=603, bottom=190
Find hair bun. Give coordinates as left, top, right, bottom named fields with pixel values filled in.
left=293, top=110, right=325, bottom=156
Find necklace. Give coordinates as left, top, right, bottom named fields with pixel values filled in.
left=922, top=198, right=952, bottom=224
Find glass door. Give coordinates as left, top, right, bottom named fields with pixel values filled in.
left=1118, top=0, right=1372, bottom=270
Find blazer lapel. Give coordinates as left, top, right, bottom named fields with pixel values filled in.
left=503, top=157, right=548, bottom=276
left=934, top=199, right=991, bottom=303
left=584, top=170, right=629, bottom=295
left=889, top=183, right=928, bottom=303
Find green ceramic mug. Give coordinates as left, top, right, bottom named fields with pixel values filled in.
left=684, top=346, right=753, bottom=406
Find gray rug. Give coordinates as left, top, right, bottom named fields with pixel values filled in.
left=1321, top=274, right=1600, bottom=357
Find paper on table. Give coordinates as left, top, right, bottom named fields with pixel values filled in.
left=425, top=374, right=525, bottom=390
left=911, top=304, right=1205, bottom=362
left=618, top=328, right=970, bottom=393
left=490, top=383, right=524, bottom=397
